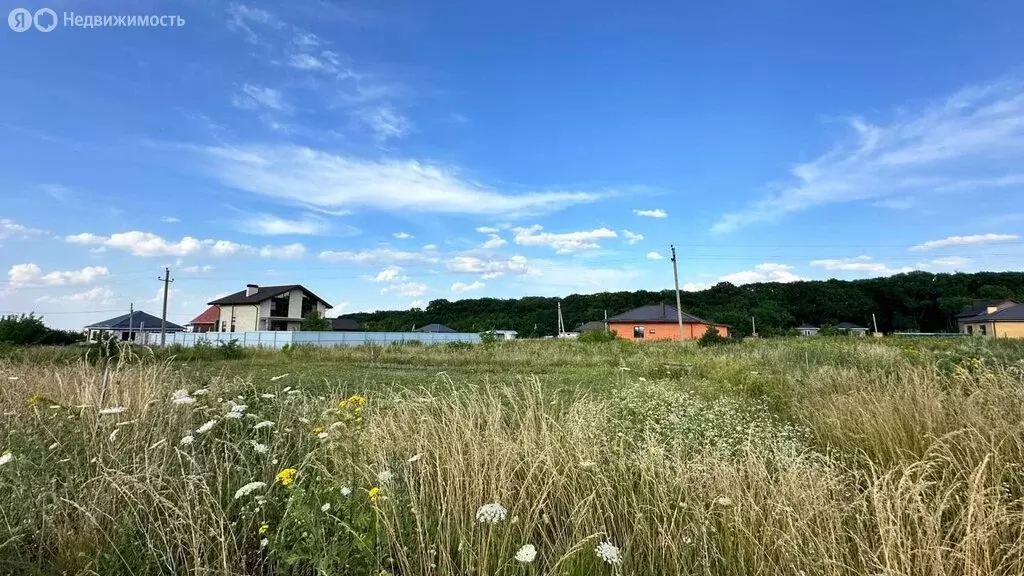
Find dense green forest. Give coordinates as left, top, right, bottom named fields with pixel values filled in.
left=343, top=271, right=1024, bottom=338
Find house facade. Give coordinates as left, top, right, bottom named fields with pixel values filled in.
left=957, top=300, right=1024, bottom=337
left=187, top=306, right=219, bottom=333
left=85, top=310, right=185, bottom=343
left=207, top=284, right=332, bottom=332
left=796, top=324, right=820, bottom=337
left=606, top=304, right=729, bottom=341
left=835, top=322, right=869, bottom=336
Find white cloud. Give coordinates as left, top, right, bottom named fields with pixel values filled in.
left=209, top=240, right=249, bottom=257
left=259, top=243, right=306, bottom=259
left=633, top=208, right=667, bottom=218
left=325, top=301, right=351, bottom=317
left=916, top=256, right=971, bottom=269
left=480, top=233, right=507, bottom=249
left=181, top=265, right=215, bottom=273
left=719, top=263, right=805, bottom=285
left=409, top=300, right=424, bottom=309
left=0, top=218, right=42, bottom=239
left=381, top=281, right=427, bottom=297
left=422, top=244, right=438, bottom=251
left=232, top=84, right=291, bottom=113
left=622, top=230, right=643, bottom=245
left=367, top=267, right=406, bottom=283
left=8, top=263, right=109, bottom=286
left=392, top=231, right=413, bottom=239
left=810, top=255, right=912, bottom=276
left=35, top=286, right=114, bottom=304
left=475, top=226, right=499, bottom=233
left=682, top=282, right=711, bottom=292
left=713, top=77, right=1024, bottom=232
left=288, top=53, right=324, bottom=70
left=481, top=271, right=503, bottom=280
left=446, top=255, right=534, bottom=277
left=909, top=233, right=1020, bottom=251
left=511, top=225, right=617, bottom=254
left=239, top=213, right=328, bottom=235
left=451, top=281, right=484, bottom=293
left=357, top=105, right=411, bottom=142
left=160, top=216, right=181, bottom=223
left=197, top=144, right=604, bottom=216
left=646, top=252, right=664, bottom=260
left=318, top=248, right=439, bottom=265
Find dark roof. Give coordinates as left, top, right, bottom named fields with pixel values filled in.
left=189, top=305, right=219, bottom=325
left=86, top=311, right=185, bottom=331
left=208, top=285, right=332, bottom=308
left=607, top=304, right=712, bottom=324
left=835, top=322, right=867, bottom=330
left=574, top=320, right=608, bottom=332
left=413, top=323, right=455, bottom=333
left=796, top=324, right=819, bottom=330
left=961, top=302, right=1024, bottom=322
left=330, top=317, right=361, bottom=331
left=956, top=299, right=1017, bottom=319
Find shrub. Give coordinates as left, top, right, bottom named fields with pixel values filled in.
left=300, top=311, right=331, bottom=331
left=578, top=328, right=618, bottom=343
left=478, top=331, right=498, bottom=345
left=217, top=339, right=246, bottom=359
left=697, top=326, right=732, bottom=348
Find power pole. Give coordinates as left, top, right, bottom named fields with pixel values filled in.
left=128, top=302, right=134, bottom=344
left=872, top=313, right=879, bottom=335
left=670, top=245, right=684, bottom=341
left=157, top=267, right=173, bottom=346
left=751, top=316, right=756, bottom=337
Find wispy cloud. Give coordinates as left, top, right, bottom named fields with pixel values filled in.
left=198, top=144, right=605, bottom=216
left=0, top=217, right=43, bottom=239
left=238, top=213, right=328, bottom=235
left=381, top=281, right=427, bottom=297
left=366, top=267, right=406, bottom=283
left=451, top=281, right=484, bottom=293
left=622, top=230, right=643, bottom=245
left=810, top=255, right=912, bottom=275
left=633, top=208, right=667, bottom=218
left=476, top=226, right=499, bottom=233
left=160, top=216, right=181, bottom=223
left=34, top=286, right=114, bottom=305
left=65, top=231, right=304, bottom=259
left=232, top=84, right=291, bottom=113
left=392, top=231, right=413, bottom=239
left=719, top=263, right=805, bottom=285
left=480, top=233, right=507, bottom=249
left=646, top=252, right=664, bottom=260
left=357, top=105, right=411, bottom=142
left=446, top=255, right=534, bottom=277
left=511, top=225, right=617, bottom=254
left=713, top=77, right=1024, bottom=232
left=258, top=243, right=306, bottom=259
left=318, top=247, right=439, bottom=265
left=910, top=233, right=1020, bottom=251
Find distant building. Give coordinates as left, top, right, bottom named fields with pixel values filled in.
left=491, top=329, right=518, bottom=341
left=957, top=300, right=1024, bottom=337
left=413, top=323, right=456, bottom=333
left=574, top=320, right=608, bottom=333
left=330, top=317, right=361, bottom=331
left=835, top=322, right=869, bottom=337
left=187, top=306, right=219, bottom=333
left=795, top=324, right=819, bottom=337
left=207, top=284, right=332, bottom=332
left=85, top=311, right=184, bottom=343
left=606, top=303, right=729, bottom=341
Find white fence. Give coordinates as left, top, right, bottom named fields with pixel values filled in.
left=164, top=330, right=481, bottom=349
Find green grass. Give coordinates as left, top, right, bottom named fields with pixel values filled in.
left=2, top=337, right=1024, bottom=575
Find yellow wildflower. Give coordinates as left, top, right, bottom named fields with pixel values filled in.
left=340, top=394, right=367, bottom=411
left=258, top=522, right=269, bottom=535
left=368, top=486, right=381, bottom=503
left=275, top=467, right=297, bottom=487
left=311, top=426, right=324, bottom=435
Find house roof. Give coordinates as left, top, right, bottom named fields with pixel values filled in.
left=413, top=323, right=455, bottom=333
left=961, top=302, right=1024, bottom=322
left=956, top=299, right=1017, bottom=319
left=330, top=317, right=361, bottom=331
left=796, top=324, right=819, bottom=330
left=835, top=322, right=867, bottom=330
left=607, top=304, right=713, bottom=324
left=575, top=320, right=608, bottom=332
left=189, top=305, right=219, bottom=326
left=208, top=285, right=332, bottom=308
left=86, top=311, right=185, bottom=332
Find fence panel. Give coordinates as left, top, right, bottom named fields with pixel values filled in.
left=164, top=331, right=481, bottom=348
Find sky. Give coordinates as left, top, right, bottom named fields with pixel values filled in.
left=2, top=0, right=1024, bottom=329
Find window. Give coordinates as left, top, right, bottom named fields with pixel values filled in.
left=980, top=324, right=987, bottom=335
left=633, top=326, right=645, bottom=339
left=649, top=329, right=656, bottom=335
left=121, top=331, right=129, bottom=341
left=221, top=321, right=227, bottom=332
left=270, top=296, right=289, bottom=317
left=967, top=325, right=973, bottom=335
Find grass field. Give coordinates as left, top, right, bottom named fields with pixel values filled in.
left=2, top=337, right=1024, bottom=575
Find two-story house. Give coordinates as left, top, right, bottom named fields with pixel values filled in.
left=207, top=284, right=333, bottom=332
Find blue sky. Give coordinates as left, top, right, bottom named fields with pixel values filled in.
left=2, top=0, right=1024, bottom=328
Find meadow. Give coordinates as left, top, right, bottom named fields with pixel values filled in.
left=2, top=337, right=1024, bottom=575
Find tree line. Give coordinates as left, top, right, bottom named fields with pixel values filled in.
left=343, top=271, right=1024, bottom=338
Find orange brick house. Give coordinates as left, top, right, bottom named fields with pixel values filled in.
left=607, top=303, right=729, bottom=341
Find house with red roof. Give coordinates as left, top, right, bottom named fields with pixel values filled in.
left=188, top=305, right=219, bottom=333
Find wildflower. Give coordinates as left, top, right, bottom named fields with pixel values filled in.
left=270, top=373, right=290, bottom=381
left=368, top=486, right=382, bottom=503
left=475, top=502, right=507, bottom=524
left=715, top=496, right=732, bottom=507
left=179, top=435, right=195, bottom=445
left=286, top=390, right=300, bottom=395
left=595, top=541, right=622, bottom=564
left=321, top=502, right=331, bottom=512
left=260, top=538, right=269, bottom=548
left=258, top=522, right=269, bottom=535
left=251, top=442, right=269, bottom=454
left=48, top=442, right=60, bottom=450
left=377, top=469, right=394, bottom=484
left=196, top=420, right=218, bottom=434
left=407, top=453, right=424, bottom=463
left=171, top=389, right=196, bottom=405
left=299, top=417, right=311, bottom=424
left=98, top=406, right=126, bottom=415
left=226, top=411, right=244, bottom=419
left=108, top=428, right=120, bottom=442
left=253, top=420, right=274, bottom=430
left=275, top=468, right=297, bottom=487
left=260, top=393, right=276, bottom=399
left=230, top=404, right=247, bottom=414
left=0, top=451, right=12, bottom=466
left=192, top=388, right=209, bottom=396
left=316, top=432, right=329, bottom=440
left=514, top=544, right=537, bottom=563
left=311, top=426, right=324, bottom=435
left=341, top=394, right=367, bottom=411
left=234, top=481, right=267, bottom=500
left=341, top=486, right=352, bottom=496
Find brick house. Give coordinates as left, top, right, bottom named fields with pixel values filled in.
left=606, top=303, right=729, bottom=341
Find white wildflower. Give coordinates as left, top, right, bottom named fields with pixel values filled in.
left=0, top=451, right=12, bottom=466
left=148, top=439, right=167, bottom=450
left=271, top=457, right=279, bottom=465
left=260, top=393, right=276, bottom=399
left=298, top=417, right=311, bottom=424
left=196, top=420, right=218, bottom=434
left=260, top=538, right=269, bottom=548
left=170, top=389, right=196, bottom=405
left=407, top=453, right=424, bottom=463
left=48, top=442, right=60, bottom=450
left=253, top=420, right=274, bottom=430
left=715, top=496, right=733, bottom=507
left=475, top=502, right=507, bottom=524
left=514, top=544, right=537, bottom=563
left=192, top=388, right=209, bottom=396
left=377, top=469, right=394, bottom=484
left=321, top=502, right=331, bottom=512
left=179, top=434, right=194, bottom=445
left=340, top=486, right=352, bottom=496
left=98, top=406, right=126, bottom=415
left=251, top=442, right=269, bottom=454
left=225, top=411, right=244, bottom=419
left=230, top=403, right=247, bottom=413
left=270, top=373, right=290, bottom=381
left=286, top=390, right=300, bottom=395
left=595, top=541, right=622, bottom=564
left=108, top=428, right=120, bottom=442
left=234, top=481, right=267, bottom=500
left=316, top=432, right=329, bottom=440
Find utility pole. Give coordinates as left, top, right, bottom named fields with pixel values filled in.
left=751, top=316, right=756, bottom=337
left=872, top=313, right=879, bottom=335
left=557, top=301, right=565, bottom=334
left=670, top=245, right=684, bottom=341
left=157, top=267, right=173, bottom=346
left=128, top=302, right=134, bottom=344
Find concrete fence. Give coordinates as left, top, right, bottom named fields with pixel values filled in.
left=164, top=330, right=481, bottom=349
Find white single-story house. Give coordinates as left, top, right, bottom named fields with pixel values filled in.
left=85, top=310, right=184, bottom=343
